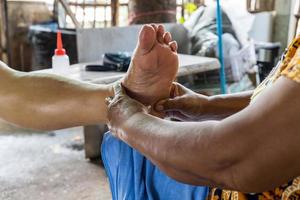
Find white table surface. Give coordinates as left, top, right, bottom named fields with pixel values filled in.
left=40, top=54, right=220, bottom=84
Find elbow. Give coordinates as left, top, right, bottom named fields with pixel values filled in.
left=218, top=162, right=281, bottom=193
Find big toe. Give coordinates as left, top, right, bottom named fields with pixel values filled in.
left=136, top=25, right=156, bottom=56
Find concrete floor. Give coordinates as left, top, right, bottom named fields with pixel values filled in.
left=0, top=121, right=112, bottom=200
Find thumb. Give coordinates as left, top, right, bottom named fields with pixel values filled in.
left=155, top=97, right=184, bottom=112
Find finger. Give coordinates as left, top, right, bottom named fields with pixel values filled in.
left=157, top=24, right=165, bottom=44
left=154, top=100, right=166, bottom=112
left=163, top=32, right=172, bottom=45
left=105, top=97, right=113, bottom=106
left=169, top=41, right=178, bottom=52
left=107, top=95, right=123, bottom=114
left=170, top=83, right=178, bottom=98
left=155, top=97, right=183, bottom=112
left=172, top=82, right=190, bottom=95
left=149, top=106, right=166, bottom=118
left=170, top=82, right=183, bottom=98
left=162, top=98, right=183, bottom=111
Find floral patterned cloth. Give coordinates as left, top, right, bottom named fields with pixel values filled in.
left=208, top=35, right=300, bottom=200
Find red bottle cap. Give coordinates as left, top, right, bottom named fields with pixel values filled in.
left=55, top=31, right=66, bottom=56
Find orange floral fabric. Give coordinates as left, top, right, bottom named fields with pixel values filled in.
left=208, top=35, right=300, bottom=200
left=281, top=46, right=300, bottom=83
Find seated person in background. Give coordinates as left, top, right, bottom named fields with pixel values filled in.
left=106, top=30, right=300, bottom=200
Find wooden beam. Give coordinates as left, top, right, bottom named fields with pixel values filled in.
left=58, top=0, right=81, bottom=28
left=68, top=2, right=128, bottom=7
left=194, top=0, right=205, bottom=7
left=111, top=0, right=119, bottom=26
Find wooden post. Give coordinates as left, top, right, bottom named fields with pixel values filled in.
left=0, top=2, right=5, bottom=61
left=128, top=0, right=177, bottom=24
left=0, top=0, right=11, bottom=65
left=194, top=0, right=205, bottom=7
left=111, top=0, right=119, bottom=26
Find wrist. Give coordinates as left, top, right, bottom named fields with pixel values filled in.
left=205, top=94, right=236, bottom=119
left=194, top=93, right=210, bottom=114
left=205, top=95, right=221, bottom=115
left=121, top=112, right=156, bottom=143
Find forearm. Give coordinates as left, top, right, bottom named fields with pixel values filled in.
left=204, top=90, right=253, bottom=119
left=120, top=113, right=236, bottom=189
left=0, top=64, right=113, bottom=130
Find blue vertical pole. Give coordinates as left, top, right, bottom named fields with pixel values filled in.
left=216, top=0, right=227, bottom=94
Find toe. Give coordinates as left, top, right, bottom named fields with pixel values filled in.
left=169, top=41, right=178, bottom=52
left=157, top=24, right=165, bottom=44
left=136, top=25, right=156, bottom=55
left=151, top=24, right=158, bottom=32
left=163, top=32, right=172, bottom=45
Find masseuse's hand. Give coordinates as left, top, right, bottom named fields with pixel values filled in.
left=154, top=82, right=209, bottom=121
left=106, top=83, right=148, bottom=139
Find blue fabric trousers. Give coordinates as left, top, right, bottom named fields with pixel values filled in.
left=101, top=132, right=208, bottom=200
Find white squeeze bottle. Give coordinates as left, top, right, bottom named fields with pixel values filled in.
left=52, top=31, right=70, bottom=74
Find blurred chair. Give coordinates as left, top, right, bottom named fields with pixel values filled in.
left=249, top=11, right=281, bottom=81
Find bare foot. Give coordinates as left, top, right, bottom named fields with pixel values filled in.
left=122, top=24, right=179, bottom=106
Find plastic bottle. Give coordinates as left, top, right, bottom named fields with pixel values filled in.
left=52, top=31, right=70, bottom=74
